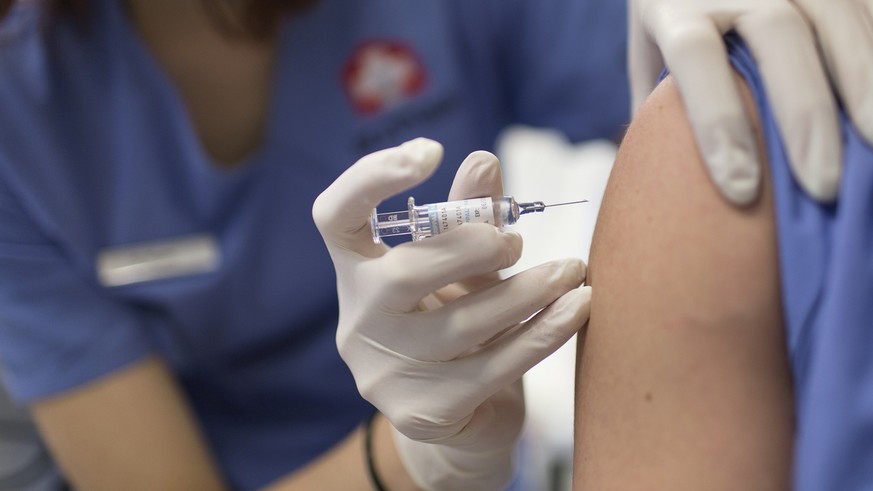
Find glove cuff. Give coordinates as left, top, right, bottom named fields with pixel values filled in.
left=390, top=424, right=515, bottom=491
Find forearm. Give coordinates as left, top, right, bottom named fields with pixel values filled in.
left=35, top=357, right=418, bottom=491
left=34, top=358, right=228, bottom=491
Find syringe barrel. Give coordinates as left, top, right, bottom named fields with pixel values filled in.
left=409, top=196, right=519, bottom=240
left=371, top=196, right=519, bottom=243
left=493, top=196, right=522, bottom=226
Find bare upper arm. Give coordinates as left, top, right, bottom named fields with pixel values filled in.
left=573, top=76, right=794, bottom=490
left=31, top=357, right=226, bottom=491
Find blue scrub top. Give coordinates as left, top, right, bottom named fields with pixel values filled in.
left=0, top=0, right=628, bottom=489
left=728, top=37, right=873, bottom=490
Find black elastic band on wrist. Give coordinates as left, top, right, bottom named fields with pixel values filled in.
left=364, top=412, right=388, bottom=491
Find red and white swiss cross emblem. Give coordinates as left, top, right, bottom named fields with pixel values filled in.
left=342, top=40, right=427, bottom=116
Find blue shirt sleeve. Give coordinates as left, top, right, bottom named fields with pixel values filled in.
left=0, top=175, right=154, bottom=403
left=726, top=34, right=873, bottom=491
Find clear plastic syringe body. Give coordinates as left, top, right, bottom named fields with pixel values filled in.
left=370, top=196, right=546, bottom=243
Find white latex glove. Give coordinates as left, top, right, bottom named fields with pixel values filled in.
left=791, top=0, right=873, bottom=147
left=630, top=0, right=848, bottom=204
left=313, top=138, right=590, bottom=490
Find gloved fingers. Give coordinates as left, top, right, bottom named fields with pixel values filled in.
left=795, top=0, right=873, bottom=145
left=364, top=223, right=523, bottom=313
left=629, top=3, right=668, bottom=114
left=312, top=138, right=443, bottom=258
left=393, top=258, right=585, bottom=362
left=446, top=150, right=507, bottom=293
left=653, top=11, right=762, bottom=205
left=439, top=285, right=591, bottom=416
left=357, top=280, right=582, bottom=444
left=859, top=0, right=873, bottom=139
left=737, top=4, right=843, bottom=202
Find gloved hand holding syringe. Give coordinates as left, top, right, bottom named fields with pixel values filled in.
left=314, top=138, right=592, bottom=490
left=371, top=195, right=588, bottom=242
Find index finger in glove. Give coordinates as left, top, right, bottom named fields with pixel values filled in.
left=793, top=0, right=873, bottom=147
left=389, top=258, right=586, bottom=363
left=366, top=223, right=523, bottom=313
left=652, top=10, right=763, bottom=205
left=737, top=3, right=842, bottom=202
left=457, top=285, right=591, bottom=390
left=312, top=138, right=444, bottom=257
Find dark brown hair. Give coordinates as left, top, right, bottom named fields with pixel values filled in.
left=0, top=0, right=318, bottom=38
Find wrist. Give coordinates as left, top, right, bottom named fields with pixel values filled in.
left=367, top=413, right=420, bottom=491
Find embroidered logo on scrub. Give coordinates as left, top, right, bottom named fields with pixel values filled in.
left=342, top=40, right=427, bottom=116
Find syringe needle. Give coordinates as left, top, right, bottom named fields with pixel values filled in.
left=544, top=199, right=589, bottom=208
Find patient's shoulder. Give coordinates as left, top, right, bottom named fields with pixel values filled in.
left=574, top=74, right=793, bottom=490
left=589, top=73, right=770, bottom=290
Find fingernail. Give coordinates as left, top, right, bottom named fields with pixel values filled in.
left=401, top=138, right=444, bottom=165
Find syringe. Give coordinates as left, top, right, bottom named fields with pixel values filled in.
left=370, top=195, right=588, bottom=243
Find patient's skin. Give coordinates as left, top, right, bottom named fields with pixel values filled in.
left=573, top=76, right=795, bottom=490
